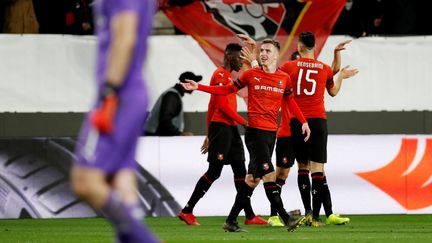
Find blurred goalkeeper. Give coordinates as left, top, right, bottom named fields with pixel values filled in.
left=71, top=0, right=159, bottom=242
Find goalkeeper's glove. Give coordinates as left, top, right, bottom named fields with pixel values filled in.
left=90, top=83, right=119, bottom=134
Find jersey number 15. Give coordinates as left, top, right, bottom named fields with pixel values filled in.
left=297, top=68, right=318, bottom=96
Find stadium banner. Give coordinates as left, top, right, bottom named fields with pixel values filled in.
left=1, top=35, right=432, bottom=113
left=0, top=135, right=431, bottom=219
left=136, top=135, right=432, bottom=216
left=160, top=0, right=345, bottom=66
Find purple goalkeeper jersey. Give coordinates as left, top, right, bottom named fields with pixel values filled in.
left=94, top=0, right=154, bottom=93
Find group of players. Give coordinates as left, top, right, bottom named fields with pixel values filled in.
left=178, top=33, right=358, bottom=232
left=69, top=0, right=358, bottom=242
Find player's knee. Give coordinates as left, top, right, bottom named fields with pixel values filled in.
left=205, top=170, right=221, bottom=182
left=276, top=167, right=289, bottom=180
left=309, top=161, right=324, bottom=173
left=245, top=174, right=259, bottom=188
left=297, top=161, right=310, bottom=170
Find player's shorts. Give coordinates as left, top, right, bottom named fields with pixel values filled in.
left=290, top=118, right=328, bottom=164
left=275, top=136, right=295, bottom=168
left=74, top=91, right=148, bottom=175
left=245, top=127, right=276, bottom=178
left=207, top=122, right=245, bottom=164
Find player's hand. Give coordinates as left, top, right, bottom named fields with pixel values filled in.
left=200, top=137, right=209, bottom=154
left=302, top=123, right=311, bottom=142
left=334, top=40, right=352, bottom=52
left=340, top=65, right=359, bottom=79
left=237, top=34, right=257, bottom=47
left=241, top=46, right=258, bottom=66
left=90, top=85, right=119, bottom=134
left=180, top=79, right=198, bottom=91
left=242, top=120, right=248, bottom=129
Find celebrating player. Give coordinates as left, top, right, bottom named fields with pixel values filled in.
left=181, top=39, right=310, bottom=232
left=178, top=43, right=267, bottom=226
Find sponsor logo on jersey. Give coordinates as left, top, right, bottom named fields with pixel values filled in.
left=254, top=85, right=284, bottom=93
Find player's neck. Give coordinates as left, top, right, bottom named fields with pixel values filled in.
left=262, top=64, right=277, bottom=73
left=222, top=62, right=232, bottom=72
left=300, top=51, right=315, bottom=59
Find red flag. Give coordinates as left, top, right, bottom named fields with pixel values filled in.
left=162, top=0, right=345, bottom=66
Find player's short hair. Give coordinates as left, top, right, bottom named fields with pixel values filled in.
left=225, top=43, right=242, bottom=53
left=261, top=39, right=280, bottom=51
left=291, top=51, right=301, bottom=60
left=299, top=32, right=315, bottom=49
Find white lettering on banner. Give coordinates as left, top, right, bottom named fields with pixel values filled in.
left=254, top=85, right=284, bottom=93
left=136, top=135, right=432, bottom=216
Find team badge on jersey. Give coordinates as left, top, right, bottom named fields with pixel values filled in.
left=278, top=80, right=283, bottom=87
left=217, top=153, right=224, bottom=161
left=263, top=162, right=269, bottom=170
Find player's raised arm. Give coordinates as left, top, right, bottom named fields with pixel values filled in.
left=327, top=65, right=359, bottom=97
left=331, top=40, right=352, bottom=75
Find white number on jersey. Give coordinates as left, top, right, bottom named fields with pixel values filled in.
left=297, top=68, right=318, bottom=96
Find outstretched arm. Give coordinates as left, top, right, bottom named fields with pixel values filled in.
left=180, top=79, right=239, bottom=95
left=328, top=65, right=359, bottom=97
left=331, top=40, right=351, bottom=75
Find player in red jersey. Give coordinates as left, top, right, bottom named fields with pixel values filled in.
left=239, top=34, right=352, bottom=227
left=279, top=32, right=358, bottom=226
left=178, top=43, right=267, bottom=226
left=181, top=39, right=310, bottom=232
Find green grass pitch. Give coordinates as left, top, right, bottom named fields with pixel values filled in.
left=0, top=215, right=431, bottom=242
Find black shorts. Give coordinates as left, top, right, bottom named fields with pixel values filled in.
left=290, top=118, right=328, bottom=164
left=207, top=122, right=245, bottom=164
left=245, top=127, right=276, bottom=178
left=275, top=137, right=295, bottom=168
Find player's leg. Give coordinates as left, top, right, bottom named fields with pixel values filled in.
left=297, top=161, right=313, bottom=224
left=311, top=119, right=349, bottom=225
left=71, top=166, right=110, bottom=209
left=253, top=130, right=302, bottom=231
left=290, top=118, right=313, bottom=225
left=223, top=127, right=262, bottom=232
left=180, top=122, right=230, bottom=225
left=223, top=173, right=259, bottom=232
left=110, top=169, right=159, bottom=243
left=269, top=137, right=294, bottom=226
left=179, top=162, right=223, bottom=225
left=229, top=126, right=267, bottom=225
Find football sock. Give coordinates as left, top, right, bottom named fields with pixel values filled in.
left=311, top=172, right=324, bottom=219
left=264, top=182, right=290, bottom=224
left=234, top=176, right=256, bottom=219
left=226, top=184, right=255, bottom=223
left=322, top=176, right=333, bottom=217
left=270, top=178, right=286, bottom=216
left=182, top=174, right=213, bottom=213
left=102, top=191, right=158, bottom=243
left=298, top=169, right=312, bottom=212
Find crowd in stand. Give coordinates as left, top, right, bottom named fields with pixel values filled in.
left=0, top=0, right=430, bottom=36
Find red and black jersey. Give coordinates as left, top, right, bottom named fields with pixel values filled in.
left=280, top=58, right=334, bottom=119
left=198, top=67, right=306, bottom=132
left=207, top=67, right=244, bottom=127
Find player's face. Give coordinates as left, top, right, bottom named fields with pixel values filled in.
left=229, top=51, right=243, bottom=72
left=260, top=43, right=278, bottom=67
